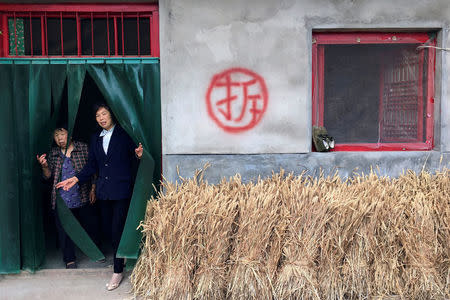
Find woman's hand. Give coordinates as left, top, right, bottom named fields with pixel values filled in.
left=56, top=176, right=79, bottom=191
left=135, top=143, right=143, bottom=159
left=89, top=185, right=96, bottom=204
left=37, top=154, right=51, bottom=179
left=36, top=154, right=48, bottom=169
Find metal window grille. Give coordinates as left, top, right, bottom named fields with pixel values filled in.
left=0, top=3, right=159, bottom=57
left=381, top=50, right=424, bottom=142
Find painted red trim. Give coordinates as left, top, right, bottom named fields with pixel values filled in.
left=1, top=14, right=5, bottom=56
left=13, top=12, right=17, bottom=56
left=113, top=16, right=118, bottom=56
left=40, top=15, right=45, bottom=55
left=0, top=55, right=155, bottom=58
left=318, top=45, right=324, bottom=126
left=332, top=142, right=432, bottom=151
left=60, top=12, right=64, bottom=56
left=76, top=12, right=81, bottom=56
left=0, top=15, right=2, bottom=57
left=314, top=32, right=430, bottom=44
left=2, top=14, right=8, bottom=56
left=426, top=41, right=436, bottom=147
left=29, top=12, right=33, bottom=56
left=151, top=11, right=159, bottom=57
left=90, top=12, right=94, bottom=56
left=3, top=12, right=153, bottom=18
left=149, top=15, right=152, bottom=56
left=378, top=56, right=384, bottom=142
left=311, top=41, right=317, bottom=125
left=121, top=12, right=124, bottom=56
left=312, top=43, right=324, bottom=126
left=137, top=12, right=140, bottom=56
left=417, top=50, right=424, bottom=141
left=106, top=12, right=110, bottom=56
left=0, top=4, right=158, bottom=13
left=44, top=13, right=48, bottom=56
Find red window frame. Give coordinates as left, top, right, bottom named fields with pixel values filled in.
left=312, top=32, right=436, bottom=151
left=0, top=3, right=159, bottom=57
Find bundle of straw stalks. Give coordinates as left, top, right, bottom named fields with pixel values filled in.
left=227, top=171, right=289, bottom=299
left=131, top=168, right=449, bottom=300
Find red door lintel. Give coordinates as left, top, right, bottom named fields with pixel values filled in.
left=0, top=3, right=158, bottom=13
left=314, top=32, right=431, bottom=45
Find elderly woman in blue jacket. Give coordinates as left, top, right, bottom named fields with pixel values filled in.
left=57, top=104, right=143, bottom=291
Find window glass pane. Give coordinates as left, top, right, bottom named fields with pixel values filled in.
left=322, top=44, right=425, bottom=144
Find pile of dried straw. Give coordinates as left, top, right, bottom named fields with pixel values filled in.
left=131, top=169, right=449, bottom=299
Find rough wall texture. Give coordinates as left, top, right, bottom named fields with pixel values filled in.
left=164, top=152, right=450, bottom=184
left=160, top=0, right=450, bottom=181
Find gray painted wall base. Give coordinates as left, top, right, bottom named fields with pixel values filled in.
left=163, top=152, right=450, bottom=184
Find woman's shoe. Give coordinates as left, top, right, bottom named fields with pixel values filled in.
left=106, top=273, right=123, bottom=291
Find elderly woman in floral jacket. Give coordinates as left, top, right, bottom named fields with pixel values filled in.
left=37, top=126, right=96, bottom=269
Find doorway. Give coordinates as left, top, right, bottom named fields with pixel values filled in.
left=0, top=59, right=161, bottom=273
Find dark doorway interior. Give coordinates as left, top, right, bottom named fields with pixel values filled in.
left=41, top=73, right=114, bottom=269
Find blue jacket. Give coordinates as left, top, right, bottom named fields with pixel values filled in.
left=77, top=125, right=138, bottom=200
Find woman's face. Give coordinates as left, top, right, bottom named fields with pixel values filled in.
left=96, top=107, right=114, bottom=130
left=54, top=129, right=68, bottom=149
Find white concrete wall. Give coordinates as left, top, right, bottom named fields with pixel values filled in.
left=160, top=0, right=450, bottom=154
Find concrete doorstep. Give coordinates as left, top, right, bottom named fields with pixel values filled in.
left=0, top=268, right=137, bottom=300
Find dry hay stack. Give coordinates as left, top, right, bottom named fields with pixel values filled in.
left=131, top=169, right=449, bottom=300
left=227, top=171, right=289, bottom=299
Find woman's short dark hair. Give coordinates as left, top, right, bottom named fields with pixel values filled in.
left=93, top=103, right=117, bottom=123
left=54, top=123, right=68, bottom=132
left=93, top=103, right=110, bottom=115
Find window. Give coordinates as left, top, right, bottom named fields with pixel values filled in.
left=0, top=3, right=159, bottom=57
left=312, top=32, right=436, bottom=151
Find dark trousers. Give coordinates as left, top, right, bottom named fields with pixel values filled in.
left=98, top=199, right=130, bottom=273
left=54, top=207, right=81, bottom=264
left=81, top=203, right=101, bottom=247
left=54, top=205, right=100, bottom=264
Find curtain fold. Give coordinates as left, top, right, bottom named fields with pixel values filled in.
left=0, top=64, right=21, bottom=274
left=0, top=64, right=50, bottom=273
left=57, top=64, right=105, bottom=262
left=26, top=64, right=51, bottom=271
left=87, top=64, right=160, bottom=259
left=15, top=64, right=46, bottom=272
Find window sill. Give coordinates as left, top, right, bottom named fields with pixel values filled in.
left=328, top=142, right=432, bottom=151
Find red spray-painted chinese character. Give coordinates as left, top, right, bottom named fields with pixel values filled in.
left=206, top=68, right=268, bottom=133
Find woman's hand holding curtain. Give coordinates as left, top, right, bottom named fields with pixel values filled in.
left=56, top=176, right=79, bottom=191
left=135, top=143, right=143, bottom=159
left=37, top=154, right=51, bottom=179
